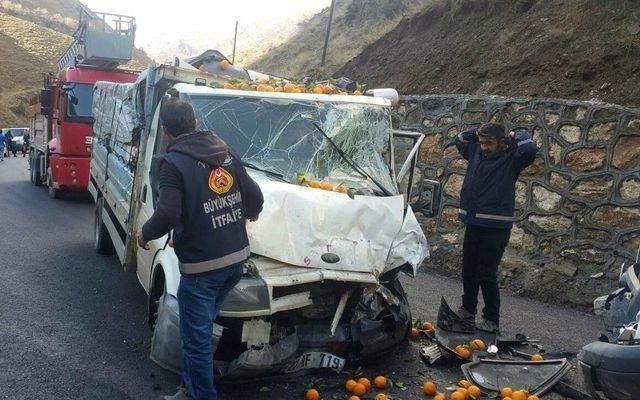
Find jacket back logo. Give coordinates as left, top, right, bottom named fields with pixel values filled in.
left=209, top=167, right=234, bottom=194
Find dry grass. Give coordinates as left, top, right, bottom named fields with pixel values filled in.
left=246, top=0, right=434, bottom=79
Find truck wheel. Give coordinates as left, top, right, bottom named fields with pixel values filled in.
left=94, top=197, right=115, bottom=255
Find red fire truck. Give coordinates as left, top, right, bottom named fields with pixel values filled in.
left=28, top=6, right=138, bottom=198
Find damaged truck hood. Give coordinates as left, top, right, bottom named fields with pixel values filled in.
left=246, top=177, right=429, bottom=278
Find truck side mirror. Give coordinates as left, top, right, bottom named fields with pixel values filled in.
left=40, top=88, right=52, bottom=116
left=416, top=179, right=441, bottom=218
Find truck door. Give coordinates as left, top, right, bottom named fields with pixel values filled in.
left=136, top=106, right=171, bottom=291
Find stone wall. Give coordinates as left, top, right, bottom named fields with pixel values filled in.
left=395, top=95, right=640, bottom=308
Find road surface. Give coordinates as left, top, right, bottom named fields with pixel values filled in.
left=0, top=157, right=602, bottom=399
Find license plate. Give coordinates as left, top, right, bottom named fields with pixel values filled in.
left=280, top=352, right=345, bottom=374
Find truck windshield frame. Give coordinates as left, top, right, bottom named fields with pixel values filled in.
left=65, top=83, right=95, bottom=122
left=186, top=93, right=398, bottom=196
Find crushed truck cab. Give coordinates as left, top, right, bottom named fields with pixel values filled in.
left=89, top=60, right=430, bottom=378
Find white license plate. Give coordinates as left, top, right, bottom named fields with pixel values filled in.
left=280, top=352, right=345, bottom=374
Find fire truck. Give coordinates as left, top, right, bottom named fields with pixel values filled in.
left=28, top=6, right=139, bottom=198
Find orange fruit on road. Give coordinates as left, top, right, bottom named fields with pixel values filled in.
left=451, top=391, right=466, bottom=400
left=423, top=381, right=437, bottom=395
left=305, top=388, right=319, bottom=400
left=422, top=321, right=434, bottom=330
left=348, top=397, right=360, bottom=400
left=274, top=86, right=283, bottom=92
left=374, top=376, right=387, bottom=389
left=336, top=184, right=347, bottom=193
left=307, top=180, right=321, bottom=188
left=458, top=380, right=471, bottom=389
left=527, top=396, right=540, bottom=400
left=352, top=383, right=367, bottom=397
left=434, top=394, right=446, bottom=400
left=531, top=354, right=543, bottom=361
left=345, top=379, right=357, bottom=392
left=410, top=327, right=419, bottom=338
left=455, top=387, right=469, bottom=399
left=455, top=345, right=471, bottom=359
left=503, top=398, right=513, bottom=400
left=358, top=378, right=371, bottom=391
left=470, top=339, right=486, bottom=351
left=374, top=394, right=387, bottom=400
left=263, top=85, right=275, bottom=92
left=511, top=390, right=527, bottom=400
left=283, top=83, right=296, bottom=93
left=500, top=387, right=514, bottom=398
left=321, top=85, right=331, bottom=94
left=219, top=59, right=230, bottom=70
left=353, top=89, right=362, bottom=95
left=468, top=385, right=481, bottom=398
left=320, top=182, right=333, bottom=191
left=313, top=86, right=324, bottom=94
left=223, top=82, right=235, bottom=89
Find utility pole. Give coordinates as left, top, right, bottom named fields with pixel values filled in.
left=321, top=0, right=336, bottom=66
left=232, top=20, right=238, bottom=64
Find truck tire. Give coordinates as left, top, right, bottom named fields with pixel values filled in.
left=30, top=152, right=42, bottom=186
left=94, top=197, right=115, bottom=255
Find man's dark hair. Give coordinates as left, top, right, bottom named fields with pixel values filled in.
left=160, top=96, right=196, bottom=137
left=477, top=123, right=506, bottom=140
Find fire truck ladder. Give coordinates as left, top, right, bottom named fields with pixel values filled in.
left=58, top=5, right=136, bottom=70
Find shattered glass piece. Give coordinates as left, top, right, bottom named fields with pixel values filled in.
left=462, top=358, right=571, bottom=396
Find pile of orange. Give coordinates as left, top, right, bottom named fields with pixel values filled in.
left=298, top=176, right=348, bottom=194
left=344, top=376, right=392, bottom=400
left=214, top=76, right=365, bottom=96
left=452, top=338, right=487, bottom=360
left=409, top=320, right=435, bottom=340
left=499, top=387, right=540, bottom=400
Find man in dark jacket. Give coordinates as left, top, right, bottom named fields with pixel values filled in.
left=138, top=95, right=264, bottom=400
left=5, top=131, right=13, bottom=157
left=454, top=123, right=537, bottom=332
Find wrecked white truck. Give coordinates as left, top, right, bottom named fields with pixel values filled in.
left=88, top=57, right=431, bottom=378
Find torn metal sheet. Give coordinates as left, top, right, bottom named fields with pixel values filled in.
left=462, top=358, right=571, bottom=397
left=437, top=297, right=475, bottom=333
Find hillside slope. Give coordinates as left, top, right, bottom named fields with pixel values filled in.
left=336, top=0, right=640, bottom=107
left=0, top=0, right=152, bottom=127
left=247, top=0, right=432, bottom=79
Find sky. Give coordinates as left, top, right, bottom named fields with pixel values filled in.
left=81, top=0, right=331, bottom=51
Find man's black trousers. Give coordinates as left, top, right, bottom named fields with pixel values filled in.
left=461, top=224, right=511, bottom=324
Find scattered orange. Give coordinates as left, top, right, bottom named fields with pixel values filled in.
left=468, top=385, right=481, bottom=398
left=511, top=390, right=527, bottom=400
left=527, top=396, right=540, bottom=400
left=470, top=339, right=486, bottom=351
left=223, top=82, right=235, bottom=89
left=256, top=84, right=266, bottom=92
left=374, top=394, right=387, bottom=400
left=263, top=85, right=275, bottom=92
left=293, top=88, right=302, bottom=93
left=357, top=378, right=371, bottom=391
left=307, top=180, right=321, bottom=188
left=434, top=394, right=446, bottom=400
left=313, top=86, right=324, bottom=94
left=458, top=380, right=471, bottom=389
left=423, top=381, right=437, bottom=395
left=422, top=321, right=434, bottom=330
left=503, top=398, right=513, bottom=400
left=451, top=391, right=466, bottom=400
left=336, top=184, right=347, bottom=193
left=219, top=59, right=230, bottom=70
left=374, top=376, right=387, bottom=389
left=500, top=387, right=513, bottom=398
left=304, top=388, right=319, bottom=400
left=348, top=397, right=360, bottom=400
left=455, top=387, right=469, bottom=399
left=320, top=182, right=333, bottom=191
left=321, top=85, right=331, bottom=94
left=274, top=86, right=283, bottom=92
left=410, top=327, right=419, bottom=338
left=345, top=379, right=357, bottom=392
left=353, top=89, right=362, bottom=96
left=352, top=383, right=367, bottom=397
left=455, top=345, right=471, bottom=359
left=531, top=354, right=543, bottom=361
left=283, top=83, right=296, bottom=93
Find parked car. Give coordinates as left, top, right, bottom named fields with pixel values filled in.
left=1, top=127, right=29, bottom=156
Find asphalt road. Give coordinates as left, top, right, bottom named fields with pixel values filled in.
left=0, top=157, right=603, bottom=399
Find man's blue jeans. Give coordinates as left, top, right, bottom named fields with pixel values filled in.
left=178, top=263, right=243, bottom=400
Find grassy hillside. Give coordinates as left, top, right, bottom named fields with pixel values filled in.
left=336, top=0, right=640, bottom=107
left=247, top=0, right=432, bottom=79
left=0, top=1, right=152, bottom=127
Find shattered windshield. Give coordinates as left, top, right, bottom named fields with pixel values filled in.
left=187, top=94, right=397, bottom=195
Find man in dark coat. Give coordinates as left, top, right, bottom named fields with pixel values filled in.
left=454, top=123, right=537, bottom=332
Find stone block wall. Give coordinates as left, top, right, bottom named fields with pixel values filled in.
left=395, top=94, right=640, bottom=308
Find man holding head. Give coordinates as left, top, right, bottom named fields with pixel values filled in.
left=454, top=123, right=537, bottom=333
